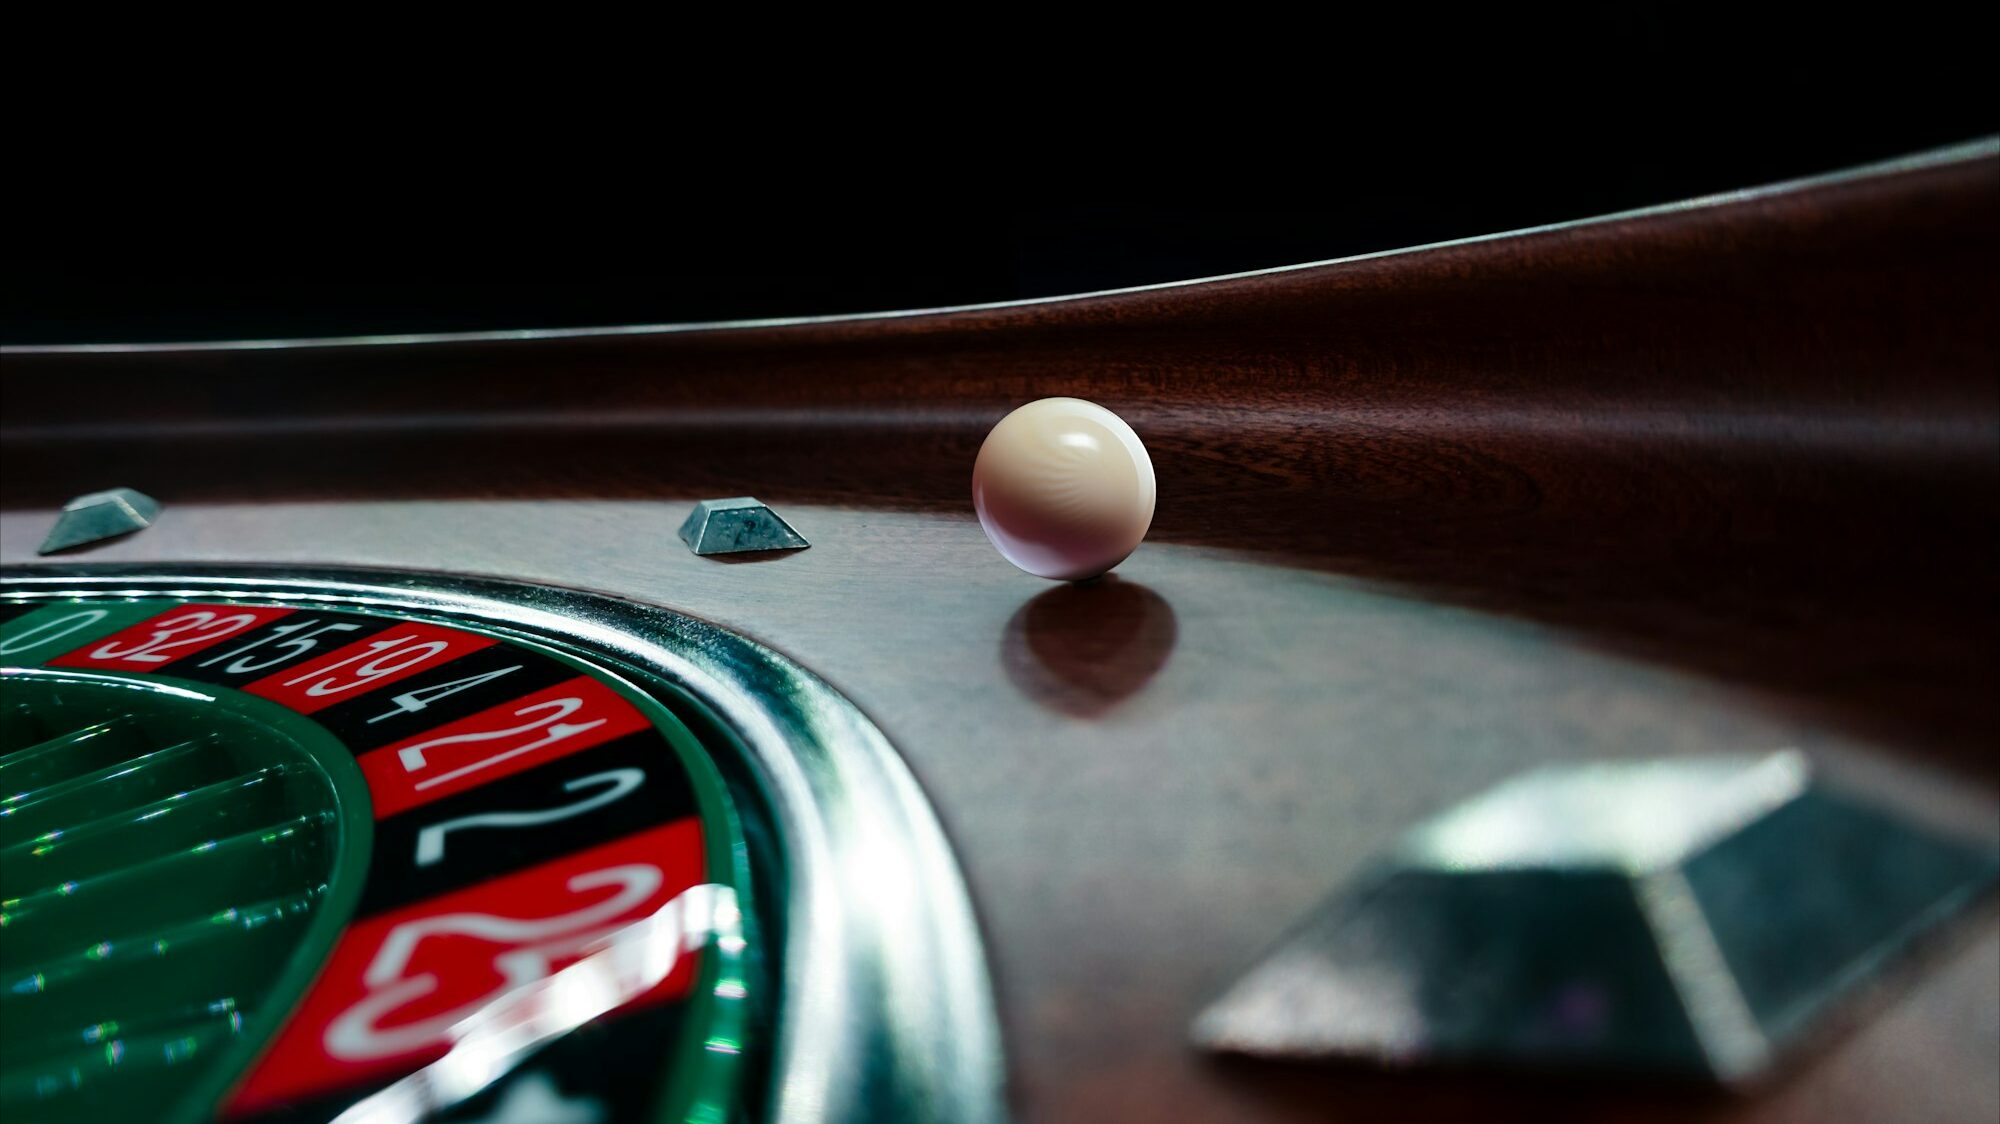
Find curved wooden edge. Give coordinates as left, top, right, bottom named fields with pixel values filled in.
left=4, top=141, right=1996, bottom=768
left=5, top=139, right=1993, bottom=357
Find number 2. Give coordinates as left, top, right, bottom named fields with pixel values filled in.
left=413, top=768, right=645, bottom=865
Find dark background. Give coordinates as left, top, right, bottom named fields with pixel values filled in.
left=4, top=12, right=1992, bottom=345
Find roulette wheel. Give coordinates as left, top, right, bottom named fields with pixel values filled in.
left=0, top=572, right=996, bottom=1124
left=2, top=140, right=1997, bottom=1123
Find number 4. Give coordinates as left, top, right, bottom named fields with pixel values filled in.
left=367, top=665, right=523, bottom=724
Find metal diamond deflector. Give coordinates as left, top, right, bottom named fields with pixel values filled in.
left=38, top=489, right=161, bottom=555
left=677, top=497, right=809, bottom=556
left=1191, top=752, right=2000, bottom=1082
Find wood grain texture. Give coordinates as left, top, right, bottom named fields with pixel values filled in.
left=2, top=143, right=1997, bottom=1122
left=1, top=501, right=1992, bottom=1124
left=4, top=147, right=1995, bottom=772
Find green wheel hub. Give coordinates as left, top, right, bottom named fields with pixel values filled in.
left=0, top=669, right=373, bottom=1124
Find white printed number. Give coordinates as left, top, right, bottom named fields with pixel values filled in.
left=282, top=633, right=452, bottom=696
left=396, top=697, right=608, bottom=792
left=367, top=665, right=522, bottom=725
left=196, top=618, right=363, bottom=675
left=414, top=769, right=645, bottom=866
left=89, top=610, right=261, bottom=664
left=0, top=608, right=110, bottom=656
left=318, top=867, right=736, bottom=1061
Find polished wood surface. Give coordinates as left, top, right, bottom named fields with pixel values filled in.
left=3, top=142, right=1996, bottom=1122
left=5, top=146, right=1995, bottom=773
left=0, top=502, right=1992, bottom=1124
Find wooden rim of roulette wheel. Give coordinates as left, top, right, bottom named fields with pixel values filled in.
left=1, top=138, right=1997, bottom=1123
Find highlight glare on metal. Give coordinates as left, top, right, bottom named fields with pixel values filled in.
left=333, top=885, right=736, bottom=1124
left=1194, top=752, right=1998, bottom=1082
left=37, top=489, right=159, bottom=555
left=678, top=498, right=810, bottom=556
left=0, top=566, right=1006, bottom=1124
left=1397, top=752, right=1808, bottom=875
